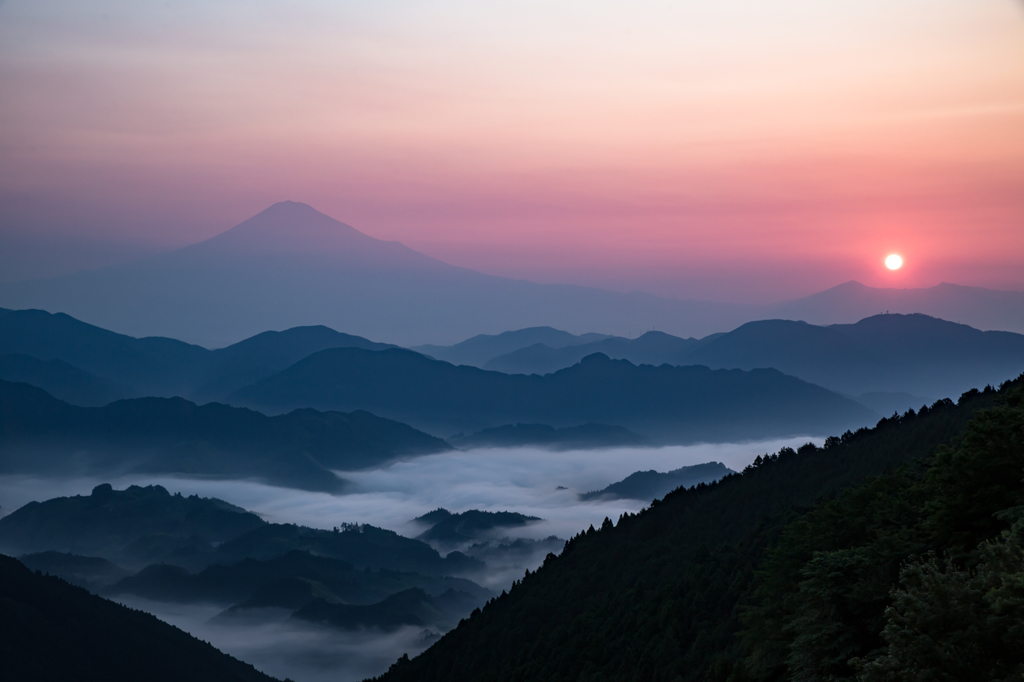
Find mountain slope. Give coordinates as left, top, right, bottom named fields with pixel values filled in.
left=482, top=331, right=705, bottom=374
left=370, top=378, right=1020, bottom=682
left=193, top=325, right=395, bottom=401
left=689, top=313, right=1024, bottom=399
left=769, top=280, right=1024, bottom=333
left=579, top=461, right=735, bottom=501
left=1, top=206, right=1021, bottom=347
left=469, top=314, right=1024, bottom=402
left=228, top=347, right=875, bottom=441
left=109, top=549, right=489, bottom=607
left=413, top=327, right=613, bottom=367
left=0, top=202, right=758, bottom=347
left=0, top=554, right=278, bottom=682
left=0, top=380, right=450, bottom=491
left=0, top=353, right=127, bottom=406
left=0, top=483, right=265, bottom=564
left=0, top=308, right=210, bottom=397
left=0, top=307, right=394, bottom=402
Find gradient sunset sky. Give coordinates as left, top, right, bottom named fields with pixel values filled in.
left=1, top=0, right=1022, bottom=302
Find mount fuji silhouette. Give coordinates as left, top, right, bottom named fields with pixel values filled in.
left=1, top=202, right=1020, bottom=346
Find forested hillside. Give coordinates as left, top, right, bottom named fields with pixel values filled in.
left=372, top=376, right=1024, bottom=682
left=0, top=555, right=278, bottom=682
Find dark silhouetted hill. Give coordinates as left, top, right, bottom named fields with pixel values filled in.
left=0, top=483, right=265, bottom=566
left=579, top=461, right=734, bottom=501
left=453, top=314, right=1024, bottom=402
left=192, top=325, right=395, bottom=402
left=0, top=307, right=394, bottom=403
left=689, top=313, right=1024, bottom=399
left=212, top=523, right=483, bottom=576
left=482, top=331, right=707, bottom=374
left=413, top=327, right=612, bottom=367
left=414, top=510, right=542, bottom=548
left=0, top=380, right=450, bottom=491
left=18, top=551, right=131, bottom=592
left=0, top=353, right=128, bottom=406
left=0, top=554, right=278, bottom=682
left=228, top=348, right=874, bottom=441
left=294, top=587, right=481, bottom=632
left=0, top=308, right=209, bottom=397
left=448, top=423, right=648, bottom=449
left=109, top=549, right=490, bottom=609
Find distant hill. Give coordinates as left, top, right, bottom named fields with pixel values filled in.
left=413, top=327, right=612, bottom=367
left=579, top=462, right=735, bottom=501
left=448, top=423, right=648, bottom=449
left=18, top=551, right=132, bottom=593
left=413, top=510, right=542, bottom=548
left=688, top=314, right=1024, bottom=399
left=0, top=353, right=128, bottom=406
left=0, top=202, right=763, bottom=347
left=3, top=204, right=1020, bottom=348
left=212, top=523, right=482, bottom=576
left=0, top=381, right=451, bottom=491
left=294, top=587, right=481, bottom=632
left=767, top=280, right=1024, bottom=333
left=442, top=314, right=1024, bottom=403
left=0, top=483, right=266, bottom=567
left=481, top=331, right=707, bottom=374
left=190, top=325, right=395, bottom=402
left=228, top=347, right=875, bottom=442
left=0, top=307, right=392, bottom=403
left=109, top=549, right=490, bottom=609
left=0, top=307, right=209, bottom=398
left=0, top=554, right=278, bottom=682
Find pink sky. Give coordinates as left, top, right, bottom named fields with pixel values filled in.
left=1, top=0, right=1022, bottom=302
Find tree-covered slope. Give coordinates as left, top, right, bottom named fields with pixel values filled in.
left=230, top=348, right=874, bottom=441
left=0, top=483, right=265, bottom=564
left=0, top=379, right=450, bottom=491
left=371, top=377, right=1022, bottom=682
left=0, top=554, right=278, bottom=682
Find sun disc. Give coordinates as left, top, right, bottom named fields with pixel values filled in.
left=885, top=254, right=903, bottom=270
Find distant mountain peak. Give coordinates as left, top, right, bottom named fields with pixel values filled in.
left=181, top=202, right=444, bottom=271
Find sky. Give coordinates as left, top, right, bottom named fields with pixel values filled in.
left=1, top=0, right=1022, bottom=302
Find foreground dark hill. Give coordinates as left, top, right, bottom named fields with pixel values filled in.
left=0, top=555, right=278, bottom=682
left=0, top=379, right=450, bottom=491
left=228, top=348, right=874, bottom=441
left=0, top=306, right=392, bottom=403
left=371, top=377, right=1022, bottom=682
left=109, top=548, right=489, bottom=610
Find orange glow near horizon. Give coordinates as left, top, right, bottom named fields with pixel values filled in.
left=0, top=0, right=1022, bottom=301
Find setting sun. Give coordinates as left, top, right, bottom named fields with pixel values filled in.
left=885, top=254, right=903, bottom=271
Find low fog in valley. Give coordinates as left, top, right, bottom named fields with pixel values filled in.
left=0, top=439, right=815, bottom=681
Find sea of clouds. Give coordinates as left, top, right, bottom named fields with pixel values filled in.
left=0, top=437, right=820, bottom=681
